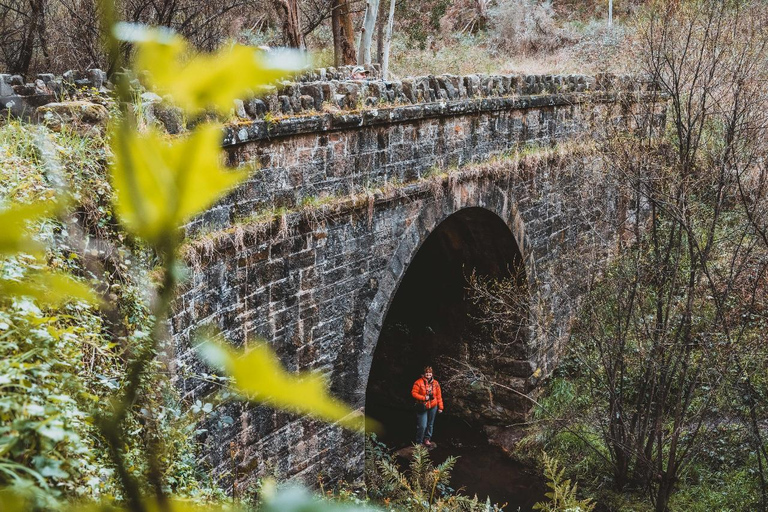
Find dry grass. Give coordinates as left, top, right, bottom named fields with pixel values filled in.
left=390, top=17, right=636, bottom=78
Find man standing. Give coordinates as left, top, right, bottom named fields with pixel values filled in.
left=411, top=366, right=444, bottom=447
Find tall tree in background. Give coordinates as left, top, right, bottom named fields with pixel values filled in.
left=357, top=0, right=379, bottom=64
left=332, top=0, right=356, bottom=66
left=380, top=0, right=395, bottom=78
left=273, top=0, right=305, bottom=48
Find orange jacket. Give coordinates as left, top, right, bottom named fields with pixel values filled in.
left=412, top=376, right=443, bottom=411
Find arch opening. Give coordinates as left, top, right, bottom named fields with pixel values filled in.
left=365, top=207, right=542, bottom=508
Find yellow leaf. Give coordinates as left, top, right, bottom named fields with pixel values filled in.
left=110, top=124, right=248, bottom=244
left=0, top=271, right=98, bottom=306
left=115, top=23, right=308, bottom=114
left=0, top=201, right=57, bottom=257
left=199, top=340, right=374, bottom=432
left=0, top=488, right=27, bottom=512
left=63, top=497, right=241, bottom=512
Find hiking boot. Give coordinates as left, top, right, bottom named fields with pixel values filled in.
left=423, top=439, right=432, bottom=447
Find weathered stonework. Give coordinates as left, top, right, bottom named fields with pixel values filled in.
left=165, top=79, right=660, bottom=493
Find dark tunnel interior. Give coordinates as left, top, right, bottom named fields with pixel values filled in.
left=364, top=207, right=543, bottom=508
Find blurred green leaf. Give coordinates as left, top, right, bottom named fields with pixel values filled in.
left=259, top=485, right=379, bottom=512
left=110, top=124, right=248, bottom=245
left=58, top=496, right=245, bottom=512
left=0, top=202, right=57, bottom=258
left=0, top=271, right=98, bottom=306
left=198, top=340, right=372, bottom=432
left=114, top=22, right=308, bottom=114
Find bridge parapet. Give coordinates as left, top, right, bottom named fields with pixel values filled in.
left=188, top=73, right=660, bottom=237
left=2, top=66, right=652, bottom=126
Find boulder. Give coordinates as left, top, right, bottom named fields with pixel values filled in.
left=35, top=101, right=109, bottom=134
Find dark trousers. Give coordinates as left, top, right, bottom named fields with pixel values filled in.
left=415, top=405, right=438, bottom=444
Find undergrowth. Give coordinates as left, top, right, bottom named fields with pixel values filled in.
left=0, top=120, right=223, bottom=507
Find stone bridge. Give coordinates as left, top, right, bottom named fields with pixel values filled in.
left=166, top=72, right=659, bottom=493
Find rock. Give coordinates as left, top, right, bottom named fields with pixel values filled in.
left=13, top=84, right=35, bottom=96
left=34, top=79, right=50, bottom=95
left=299, top=94, right=315, bottom=110
left=233, top=98, right=248, bottom=119
left=278, top=95, right=292, bottom=114
left=0, top=95, right=25, bottom=117
left=87, top=68, right=106, bottom=89
left=153, top=103, right=184, bottom=134
left=0, top=79, right=13, bottom=97
left=244, top=98, right=267, bottom=118
left=484, top=425, right=526, bottom=456
left=299, top=84, right=323, bottom=109
left=437, top=76, right=457, bottom=99
left=35, top=101, right=109, bottom=134
left=401, top=79, right=415, bottom=103
left=341, top=83, right=360, bottom=108
left=140, top=91, right=163, bottom=103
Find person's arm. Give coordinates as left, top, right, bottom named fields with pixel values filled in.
left=411, top=380, right=426, bottom=401
left=436, top=383, right=444, bottom=411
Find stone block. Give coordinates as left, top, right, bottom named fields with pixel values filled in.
left=245, top=98, right=267, bottom=117
left=299, top=94, right=315, bottom=110
left=87, top=68, right=106, bottom=89
left=0, top=79, right=13, bottom=97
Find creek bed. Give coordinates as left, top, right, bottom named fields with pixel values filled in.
left=371, top=405, right=546, bottom=510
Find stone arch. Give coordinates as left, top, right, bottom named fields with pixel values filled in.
left=358, top=179, right=532, bottom=436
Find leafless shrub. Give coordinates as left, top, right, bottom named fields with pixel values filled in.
left=466, top=268, right=528, bottom=347
left=488, top=0, right=573, bottom=55
left=439, top=0, right=490, bottom=35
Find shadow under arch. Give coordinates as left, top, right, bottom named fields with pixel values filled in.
left=364, top=206, right=527, bottom=437
left=362, top=206, right=542, bottom=506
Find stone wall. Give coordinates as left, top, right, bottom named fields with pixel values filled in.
left=166, top=78, right=660, bottom=492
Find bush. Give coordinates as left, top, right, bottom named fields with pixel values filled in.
left=488, top=0, right=573, bottom=55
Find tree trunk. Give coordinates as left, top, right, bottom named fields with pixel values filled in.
left=375, top=0, right=386, bottom=64
left=331, top=0, right=356, bottom=66
left=380, top=0, right=395, bottom=79
left=14, top=0, right=45, bottom=74
left=274, top=0, right=304, bottom=49
left=357, top=0, right=380, bottom=65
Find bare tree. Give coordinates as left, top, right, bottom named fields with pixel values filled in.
left=379, top=0, right=395, bottom=78
left=357, top=0, right=378, bottom=64
left=566, top=2, right=768, bottom=511
left=0, top=0, right=48, bottom=74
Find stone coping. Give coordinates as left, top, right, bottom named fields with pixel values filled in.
left=1, top=66, right=657, bottom=124
left=222, top=90, right=653, bottom=146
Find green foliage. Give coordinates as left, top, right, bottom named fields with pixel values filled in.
left=0, top=119, right=220, bottom=509
left=532, top=453, right=595, bottom=512
left=364, top=435, right=501, bottom=511
left=110, top=124, right=248, bottom=245
left=0, top=298, right=104, bottom=507
left=1, top=18, right=377, bottom=512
